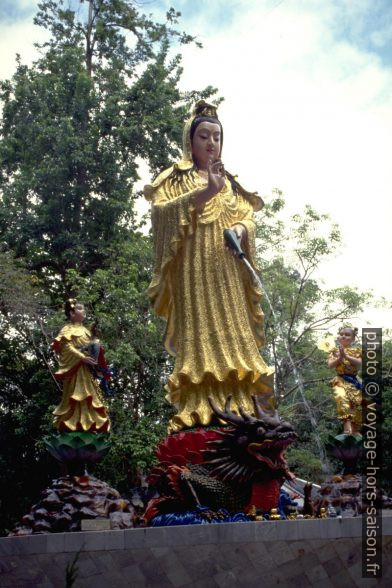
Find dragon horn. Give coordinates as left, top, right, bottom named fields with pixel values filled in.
left=252, top=395, right=280, bottom=424
left=238, top=404, right=257, bottom=422
left=208, top=395, right=244, bottom=425
left=252, top=395, right=265, bottom=419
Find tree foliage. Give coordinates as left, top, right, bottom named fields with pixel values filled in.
left=256, top=191, right=374, bottom=479
left=0, top=0, right=216, bottom=534
left=0, top=0, right=217, bottom=295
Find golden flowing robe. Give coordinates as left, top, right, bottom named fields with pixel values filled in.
left=146, top=164, right=274, bottom=432
left=52, top=323, right=110, bottom=432
left=329, top=346, right=362, bottom=426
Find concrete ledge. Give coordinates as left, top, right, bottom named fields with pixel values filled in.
left=1, top=519, right=391, bottom=587
left=2, top=516, right=391, bottom=555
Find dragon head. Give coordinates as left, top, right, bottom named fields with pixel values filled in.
left=203, top=395, right=297, bottom=483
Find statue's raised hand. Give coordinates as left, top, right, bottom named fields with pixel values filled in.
left=195, top=159, right=225, bottom=212
left=207, top=159, right=225, bottom=196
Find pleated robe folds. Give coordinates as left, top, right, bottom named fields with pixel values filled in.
left=147, top=171, right=274, bottom=432
left=52, top=324, right=110, bottom=432
left=329, top=346, right=363, bottom=427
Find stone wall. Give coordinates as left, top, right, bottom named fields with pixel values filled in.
left=1, top=517, right=391, bottom=587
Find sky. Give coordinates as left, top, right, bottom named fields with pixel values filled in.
left=1, top=0, right=391, bottom=330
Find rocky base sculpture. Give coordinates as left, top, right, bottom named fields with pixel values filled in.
left=9, top=430, right=140, bottom=536
left=309, top=474, right=392, bottom=519
left=325, top=433, right=362, bottom=476
left=314, top=474, right=362, bottom=517
left=9, top=475, right=136, bottom=536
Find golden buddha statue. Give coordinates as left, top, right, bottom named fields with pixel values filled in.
left=52, top=299, right=110, bottom=432
left=145, top=101, right=274, bottom=433
left=328, top=326, right=362, bottom=435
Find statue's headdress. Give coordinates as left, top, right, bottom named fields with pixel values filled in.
left=193, top=100, right=219, bottom=118
left=64, top=298, right=78, bottom=318
left=338, top=325, right=358, bottom=338
left=181, top=100, right=220, bottom=166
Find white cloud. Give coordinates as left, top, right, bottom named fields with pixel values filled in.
left=0, top=20, right=49, bottom=80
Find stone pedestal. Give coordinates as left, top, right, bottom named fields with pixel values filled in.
left=1, top=516, right=391, bottom=586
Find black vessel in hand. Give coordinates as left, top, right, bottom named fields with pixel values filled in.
left=224, top=228, right=245, bottom=258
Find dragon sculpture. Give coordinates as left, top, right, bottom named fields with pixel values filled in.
left=144, top=395, right=297, bottom=523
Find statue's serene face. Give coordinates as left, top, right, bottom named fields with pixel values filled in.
left=70, top=303, right=86, bottom=324
left=191, top=121, right=221, bottom=170
left=339, top=328, right=355, bottom=348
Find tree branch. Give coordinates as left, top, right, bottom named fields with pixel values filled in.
left=282, top=377, right=329, bottom=399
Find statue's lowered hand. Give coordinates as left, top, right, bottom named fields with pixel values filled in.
left=224, top=228, right=245, bottom=258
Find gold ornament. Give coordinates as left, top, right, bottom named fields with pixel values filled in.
left=319, top=507, right=327, bottom=519
left=317, top=335, right=336, bottom=353
left=248, top=505, right=257, bottom=518
left=270, top=508, right=281, bottom=520
left=192, top=99, right=219, bottom=119
left=67, top=298, right=77, bottom=310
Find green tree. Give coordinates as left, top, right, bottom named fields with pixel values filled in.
left=0, top=250, right=59, bottom=534
left=0, top=0, right=217, bottom=296
left=255, top=191, right=371, bottom=478
left=0, top=0, right=218, bottom=534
